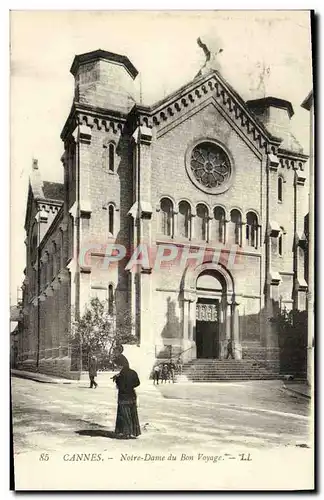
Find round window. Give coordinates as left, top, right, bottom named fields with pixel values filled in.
left=186, top=140, right=233, bottom=194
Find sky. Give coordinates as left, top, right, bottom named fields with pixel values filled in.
left=10, top=10, right=313, bottom=305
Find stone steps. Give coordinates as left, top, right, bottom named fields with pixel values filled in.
left=181, top=359, right=280, bottom=382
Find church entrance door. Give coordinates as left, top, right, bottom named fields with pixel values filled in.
left=195, top=298, right=220, bottom=359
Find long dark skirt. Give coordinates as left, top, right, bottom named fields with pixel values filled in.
left=115, top=399, right=141, bottom=438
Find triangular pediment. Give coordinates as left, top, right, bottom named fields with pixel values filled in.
left=135, top=70, right=282, bottom=156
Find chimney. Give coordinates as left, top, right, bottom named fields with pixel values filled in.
left=70, top=49, right=139, bottom=113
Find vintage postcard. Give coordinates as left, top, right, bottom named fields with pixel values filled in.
left=10, top=10, right=315, bottom=491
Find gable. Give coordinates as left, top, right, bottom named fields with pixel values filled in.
left=155, top=96, right=262, bottom=160
left=151, top=102, right=263, bottom=216
left=136, top=70, right=281, bottom=157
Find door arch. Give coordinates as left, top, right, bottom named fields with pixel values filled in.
left=195, top=270, right=226, bottom=359
left=182, top=262, right=238, bottom=359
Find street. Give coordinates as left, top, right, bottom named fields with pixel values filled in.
left=11, top=376, right=314, bottom=490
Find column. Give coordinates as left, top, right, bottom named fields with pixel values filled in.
left=190, top=210, right=196, bottom=240
left=232, top=299, right=242, bottom=360
left=173, top=208, right=178, bottom=238
left=240, top=221, right=246, bottom=248
left=220, top=300, right=232, bottom=359
left=225, top=300, right=232, bottom=340
left=182, top=300, right=189, bottom=343
left=207, top=216, right=213, bottom=243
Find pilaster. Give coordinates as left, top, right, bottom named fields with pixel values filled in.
left=131, top=126, right=153, bottom=346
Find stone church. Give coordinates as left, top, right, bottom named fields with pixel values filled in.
left=18, top=45, right=309, bottom=379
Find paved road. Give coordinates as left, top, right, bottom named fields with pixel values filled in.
left=11, top=377, right=313, bottom=490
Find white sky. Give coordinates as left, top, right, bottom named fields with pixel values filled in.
left=10, top=10, right=313, bottom=304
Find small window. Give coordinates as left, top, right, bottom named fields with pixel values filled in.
left=230, top=209, right=242, bottom=246
left=108, top=284, right=114, bottom=315
left=52, top=243, right=57, bottom=276
left=160, top=198, right=173, bottom=236
left=178, top=201, right=191, bottom=238
left=246, top=212, right=258, bottom=248
left=214, top=207, right=226, bottom=243
left=196, top=204, right=209, bottom=241
left=278, top=177, right=283, bottom=202
left=108, top=143, right=115, bottom=172
left=108, top=205, right=114, bottom=235
left=278, top=234, right=283, bottom=256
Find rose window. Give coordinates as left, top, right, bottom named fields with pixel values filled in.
left=190, top=142, right=231, bottom=189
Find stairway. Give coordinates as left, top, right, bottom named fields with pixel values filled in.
left=180, top=359, right=279, bottom=382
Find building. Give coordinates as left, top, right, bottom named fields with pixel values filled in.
left=18, top=47, right=309, bottom=379
left=301, top=90, right=314, bottom=387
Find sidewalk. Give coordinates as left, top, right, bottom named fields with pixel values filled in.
left=11, top=369, right=75, bottom=385
left=12, top=368, right=312, bottom=400
left=10, top=368, right=162, bottom=396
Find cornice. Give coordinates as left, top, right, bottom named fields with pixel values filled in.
left=132, top=71, right=282, bottom=155
left=36, top=198, right=63, bottom=207
left=70, top=49, right=138, bottom=80
left=277, top=148, right=309, bottom=165
left=61, top=102, right=128, bottom=141
left=278, top=154, right=308, bottom=172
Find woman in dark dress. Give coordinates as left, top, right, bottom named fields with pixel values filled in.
left=113, top=356, right=141, bottom=439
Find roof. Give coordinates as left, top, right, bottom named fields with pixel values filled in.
left=70, top=49, right=139, bottom=80
left=10, top=305, right=22, bottom=322
left=301, top=90, right=313, bottom=111
left=25, top=162, right=64, bottom=230
left=246, top=97, right=295, bottom=119
left=42, top=181, right=64, bottom=202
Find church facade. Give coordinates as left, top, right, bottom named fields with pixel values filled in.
left=18, top=48, right=309, bottom=378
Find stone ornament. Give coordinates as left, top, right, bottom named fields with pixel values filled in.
left=186, top=140, right=233, bottom=194
left=196, top=303, right=219, bottom=322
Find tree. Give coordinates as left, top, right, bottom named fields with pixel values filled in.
left=270, top=308, right=308, bottom=377
left=71, top=297, right=136, bottom=371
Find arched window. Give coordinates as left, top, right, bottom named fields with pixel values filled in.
left=68, top=214, right=74, bottom=261
left=160, top=198, right=173, bottom=236
left=178, top=201, right=191, bottom=238
left=48, top=251, right=53, bottom=282
left=279, top=230, right=284, bottom=256
left=246, top=212, right=258, bottom=248
left=31, top=227, right=38, bottom=264
left=108, top=205, right=114, bottom=235
left=278, top=235, right=282, bottom=256
left=108, top=143, right=115, bottom=173
left=278, top=176, right=283, bottom=202
left=214, top=207, right=226, bottom=243
left=40, top=261, right=45, bottom=288
left=196, top=204, right=208, bottom=241
left=108, top=284, right=114, bottom=315
left=52, top=242, right=57, bottom=277
left=230, top=209, right=242, bottom=246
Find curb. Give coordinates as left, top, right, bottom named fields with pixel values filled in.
left=283, top=384, right=311, bottom=400
left=11, top=369, right=74, bottom=385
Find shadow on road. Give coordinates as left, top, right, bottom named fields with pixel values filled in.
left=76, top=429, right=117, bottom=439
